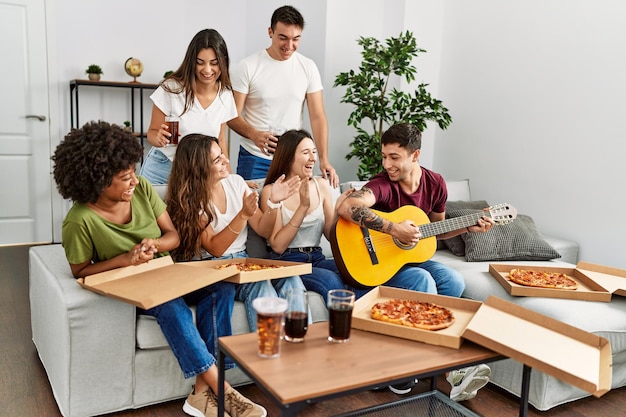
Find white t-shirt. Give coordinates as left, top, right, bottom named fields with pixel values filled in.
left=150, top=80, right=237, bottom=160
left=209, top=174, right=251, bottom=255
left=231, top=50, right=323, bottom=159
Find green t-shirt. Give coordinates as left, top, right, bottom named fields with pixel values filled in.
left=62, top=176, right=167, bottom=265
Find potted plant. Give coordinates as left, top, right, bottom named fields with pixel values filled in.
left=333, top=31, right=452, bottom=180
left=85, top=64, right=103, bottom=81
left=123, top=121, right=132, bottom=133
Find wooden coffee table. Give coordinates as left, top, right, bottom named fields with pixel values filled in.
left=217, top=322, right=502, bottom=416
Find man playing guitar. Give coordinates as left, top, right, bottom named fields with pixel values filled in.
left=335, top=122, right=494, bottom=401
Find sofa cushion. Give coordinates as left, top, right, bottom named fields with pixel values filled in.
left=444, top=200, right=490, bottom=256
left=446, top=208, right=561, bottom=262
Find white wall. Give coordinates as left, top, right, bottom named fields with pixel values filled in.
left=47, top=0, right=626, bottom=268
left=434, top=0, right=626, bottom=268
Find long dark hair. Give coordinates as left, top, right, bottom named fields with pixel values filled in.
left=163, top=29, right=232, bottom=116
left=265, top=129, right=312, bottom=185
left=166, top=134, right=220, bottom=261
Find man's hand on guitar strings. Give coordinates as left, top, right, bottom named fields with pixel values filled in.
left=467, top=216, right=495, bottom=233
left=394, top=220, right=421, bottom=245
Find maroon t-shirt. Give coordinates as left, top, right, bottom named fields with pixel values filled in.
left=365, top=167, right=448, bottom=215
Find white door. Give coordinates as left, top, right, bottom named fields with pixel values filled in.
left=0, top=0, right=52, bottom=245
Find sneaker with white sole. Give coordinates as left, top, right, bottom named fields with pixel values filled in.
left=447, top=364, right=491, bottom=402
left=388, top=378, right=418, bottom=395
left=225, top=386, right=267, bottom=417
left=183, top=385, right=230, bottom=417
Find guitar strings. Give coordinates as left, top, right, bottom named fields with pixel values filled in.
left=363, top=212, right=486, bottom=249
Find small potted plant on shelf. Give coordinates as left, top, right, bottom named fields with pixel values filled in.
left=123, top=121, right=132, bottom=133
left=86, top=64, right=103, bottom=81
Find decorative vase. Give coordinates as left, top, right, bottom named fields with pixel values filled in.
left=88, top=73, right=101, bottom=81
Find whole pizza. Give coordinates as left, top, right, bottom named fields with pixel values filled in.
left=508, top=268, right=578, bottom=290
left=215, top=262, right=282, bottom=272
left=371, top=299, right=455, bottom=331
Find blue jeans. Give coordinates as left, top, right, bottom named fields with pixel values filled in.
left=236, top=146, right=271, bottom=180
left=384, top=260, right=465, bottom=297
left=141, top=280, right=236, bottom=378
left=269, top=247, right=347, bottom=304
left=140, top=147, right=171, bottom=184
left=271, top=248, right=465, bottom=299
left=210, top=250, right=306, bottom=331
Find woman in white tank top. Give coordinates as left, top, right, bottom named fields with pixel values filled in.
left=260, top=130, right=347, bottom=303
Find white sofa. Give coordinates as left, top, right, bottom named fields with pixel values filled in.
left=29, top=179, right=626, bottom=416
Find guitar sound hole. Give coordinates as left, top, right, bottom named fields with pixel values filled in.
left=392, top=237, right=416, bottom=250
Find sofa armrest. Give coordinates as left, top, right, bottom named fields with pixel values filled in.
left=29, top=245, right=137, bottom=417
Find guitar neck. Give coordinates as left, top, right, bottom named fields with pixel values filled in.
left=419, top=212, right=488, bottom=238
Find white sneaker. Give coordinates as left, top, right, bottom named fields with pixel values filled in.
left=388, top=378, right=418, bottom=395
left=447, top=364, right=491, bottom=402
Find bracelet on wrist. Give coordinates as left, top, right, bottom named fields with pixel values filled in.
left=155, top=238, right=161, bottom=250
left=227, top=224, right=241, bottom=235
left=266, top=198, right=282, bottom=209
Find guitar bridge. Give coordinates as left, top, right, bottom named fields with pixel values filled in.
left=360, top=227, right=379, bottom=265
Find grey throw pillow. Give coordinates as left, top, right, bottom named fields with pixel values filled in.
left=443, top=201, right=490, bottom=256
left=446, top=207, right=561, bottom=262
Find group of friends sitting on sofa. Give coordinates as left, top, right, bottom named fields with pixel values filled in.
left=52, top=119, right=496, bottom=417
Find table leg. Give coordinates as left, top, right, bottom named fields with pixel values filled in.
left=519, top=365, right=531, bottom=417
left=218, top=349, right=226, bottom=416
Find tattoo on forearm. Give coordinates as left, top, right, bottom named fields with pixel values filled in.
left=386, top=222, right=393, bottom=234
left=350, top=188, right=370, bottom=199
left=349, top=206, right=385, bottom=232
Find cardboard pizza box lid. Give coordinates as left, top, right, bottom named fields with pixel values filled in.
left=575, top=261, right=626, bottom=298
left=352, top=286, right=483, bottom=349
left=463, top=295, right=612, bottom=397
left=184, top=257, right=312, bottom=284
left=489, top=263, right=612, bottom=302
left=78, top=256, right=238, bottom=309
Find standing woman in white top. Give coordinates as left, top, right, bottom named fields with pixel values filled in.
left=260, top=130, right=346, bottom=303
left=140, top=29, right=237, bottom=185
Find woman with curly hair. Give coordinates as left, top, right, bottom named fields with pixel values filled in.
left=53, top=120, right=179, bottom=275
left=140, top=28, right=237, bottom=185
left=53, top=121, right=265, bottom=417
left=167, top=134, right=303, bottom=333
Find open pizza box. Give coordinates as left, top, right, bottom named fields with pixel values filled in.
left=77, top=256, right=238, bottom=309
left=353, top=287, right=612, bottom=397
left=352, top=286, right=483, bottom=349
left=463, top=296, right=612, bottom=398
left=489, top=261, right=626, bottom=301
left=181, top=257, right=312, bottom=284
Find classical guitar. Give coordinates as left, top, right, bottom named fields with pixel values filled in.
left=329, top=204, right=517, bottom=288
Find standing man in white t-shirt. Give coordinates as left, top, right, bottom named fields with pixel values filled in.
left=228, top=5, right=339, bottom=187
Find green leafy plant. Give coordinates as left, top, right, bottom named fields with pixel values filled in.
left=163, top=70, right=174, bottom=79
left=333, top=31, right=452, bottom=180
left=85, top=64, right=103, bottom=74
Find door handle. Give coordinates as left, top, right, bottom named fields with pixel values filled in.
left=25, top=114, right=47, bottom=122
